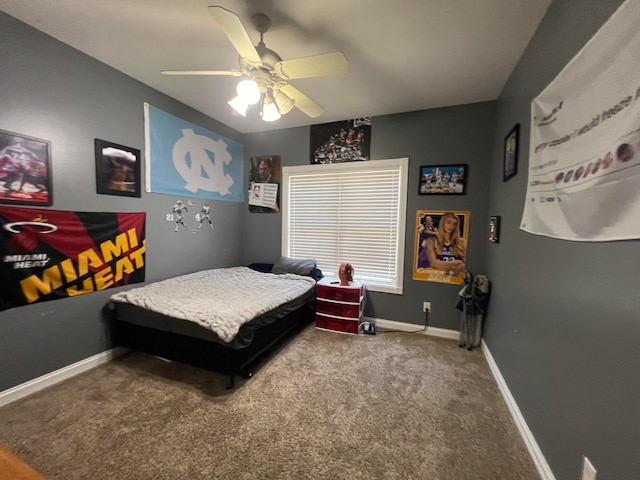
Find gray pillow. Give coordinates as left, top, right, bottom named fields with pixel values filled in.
left=272, top=256, right=317, bottom=276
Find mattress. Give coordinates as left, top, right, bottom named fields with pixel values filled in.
left=109, top=266, right=316, bottom=348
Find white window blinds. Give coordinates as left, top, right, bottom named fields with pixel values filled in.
left=282, top=158, right=408, bottom=294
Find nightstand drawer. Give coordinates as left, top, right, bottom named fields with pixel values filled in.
left=316, top=298, right=362, bottom=318
left=315, top=313, right=360, bottom=334
left=317, top=279, right=365, bottom=303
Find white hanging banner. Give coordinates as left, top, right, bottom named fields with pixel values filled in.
left=521, top=0, right=640, bottom=241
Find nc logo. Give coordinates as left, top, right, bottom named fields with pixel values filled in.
left=172, top=129, right=234, bottom=194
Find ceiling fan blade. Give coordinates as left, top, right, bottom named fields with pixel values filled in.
left=279, top=84, right=324, bottom=118
left=208, top=6, right=261, bottom=64
left=161, top=70, right=243, bottom=76
left=275, top=52, right=348, bottom=80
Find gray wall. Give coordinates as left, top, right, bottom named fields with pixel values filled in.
left=0, top=13, right=245, bottom=391
left=242, top=102, right=496, bottom=330
left=2, top=2, right=638, bottom=479
left=486, top=1, right=639, bottom=479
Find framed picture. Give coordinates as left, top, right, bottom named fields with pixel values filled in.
left=412, top=209, right=470, bottom=285
left=0, top=129, right=52, bottom=206
left=419, top=164, right=467, bottom=195
left=248, top=155, right=281, bottom=213
left=503, top=123, right=519, bottom=182
left=95, top=139, right=141, bottom=197
left=489, top=216, right=501, bottom=243
left=310, top=118, right=371, bottom=164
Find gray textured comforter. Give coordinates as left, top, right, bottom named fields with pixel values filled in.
left=109, top=267, right=315, bottom=343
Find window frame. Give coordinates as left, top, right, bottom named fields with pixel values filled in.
left=281, top=157, right=408, bottom=294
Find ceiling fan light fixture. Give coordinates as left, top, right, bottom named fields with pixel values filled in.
left=236, top=79, right=261, bottom=105
left=228, top=95, right=249, bottom=116
left=260, top=96, right=281, bottom=122
left=163, top=8, right=349, bottom=122
left=274, top=90, right=295, bottom=115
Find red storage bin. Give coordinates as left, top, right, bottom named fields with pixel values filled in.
left=317, top=282, right=364, bottom=303
left=316, top=298, right=361, bottom=318
left=315, top=313, right=360, bottom=334
left=315, top=278, right=365, bottom=335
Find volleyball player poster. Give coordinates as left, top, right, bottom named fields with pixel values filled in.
left=413, top=210, right=470, bottom=285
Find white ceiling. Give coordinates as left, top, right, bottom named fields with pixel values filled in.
left=0, top=0, right=552, bottom=134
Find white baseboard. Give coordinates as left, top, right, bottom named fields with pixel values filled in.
left=365, top=317, right=459, bottom=340
left=0, top=347, right=130, bottom=408
left=481, top=339, right=556, bottom=480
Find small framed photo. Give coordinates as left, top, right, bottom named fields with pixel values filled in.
left=489, top=216, right=501, bottom=243
left=419, top=164, right=467, bottom=195
left=503, top=124, right=519, bottom=182
left=95, top=139, right=141, bottom=197
left=248, top=155, right=281, bottom=213
left=0, top=129, right=52, bottom=206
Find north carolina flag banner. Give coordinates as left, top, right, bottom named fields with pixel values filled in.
left=521, top=0, right=640, bottom=241
left=144, top=103, right=245, bottom=202
left=0, top=206, right=146, bottom=311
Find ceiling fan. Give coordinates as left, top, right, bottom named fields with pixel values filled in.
left=161, top=6, right=349, bottom=121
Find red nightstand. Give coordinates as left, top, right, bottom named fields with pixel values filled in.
left=315, top=277, right=365, bottom=334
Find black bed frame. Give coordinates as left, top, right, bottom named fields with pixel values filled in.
left=110, top=303, right=314, bottom=389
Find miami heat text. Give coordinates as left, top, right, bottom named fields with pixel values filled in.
left=15, top=228, right=145, bottom=303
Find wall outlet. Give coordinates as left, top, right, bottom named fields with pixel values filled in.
left=422, top=302, right=431, bottom=312
left=582, top=456, right=597, bottom=480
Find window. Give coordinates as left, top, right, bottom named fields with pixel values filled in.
left=282, top=158, right=408, bottom=294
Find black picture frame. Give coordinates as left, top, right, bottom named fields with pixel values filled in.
left=418, top=164, right=467, bottom=195
left=248, top=155, right=281, bottom=213
left=503, top=123, right=519, bottom=182
left=95, top=139, right=141, bottom=197
left=309, top=118, right=371, bottom=164
left=0, top=128, right=53, bottom=206
left=489, top=216, right=501, bottom=243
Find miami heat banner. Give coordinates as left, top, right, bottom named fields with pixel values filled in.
left=521, top=0, right=640, bottom=241
left=0, top=207, right=146, bottom=311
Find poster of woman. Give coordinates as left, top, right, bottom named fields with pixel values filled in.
left=412, top=210, right=470, bottom=285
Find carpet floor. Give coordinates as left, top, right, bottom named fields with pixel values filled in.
left=0, top=324, right=539, bottom=479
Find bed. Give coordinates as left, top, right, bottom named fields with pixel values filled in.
left=108, top=259, right=321, bottom=388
